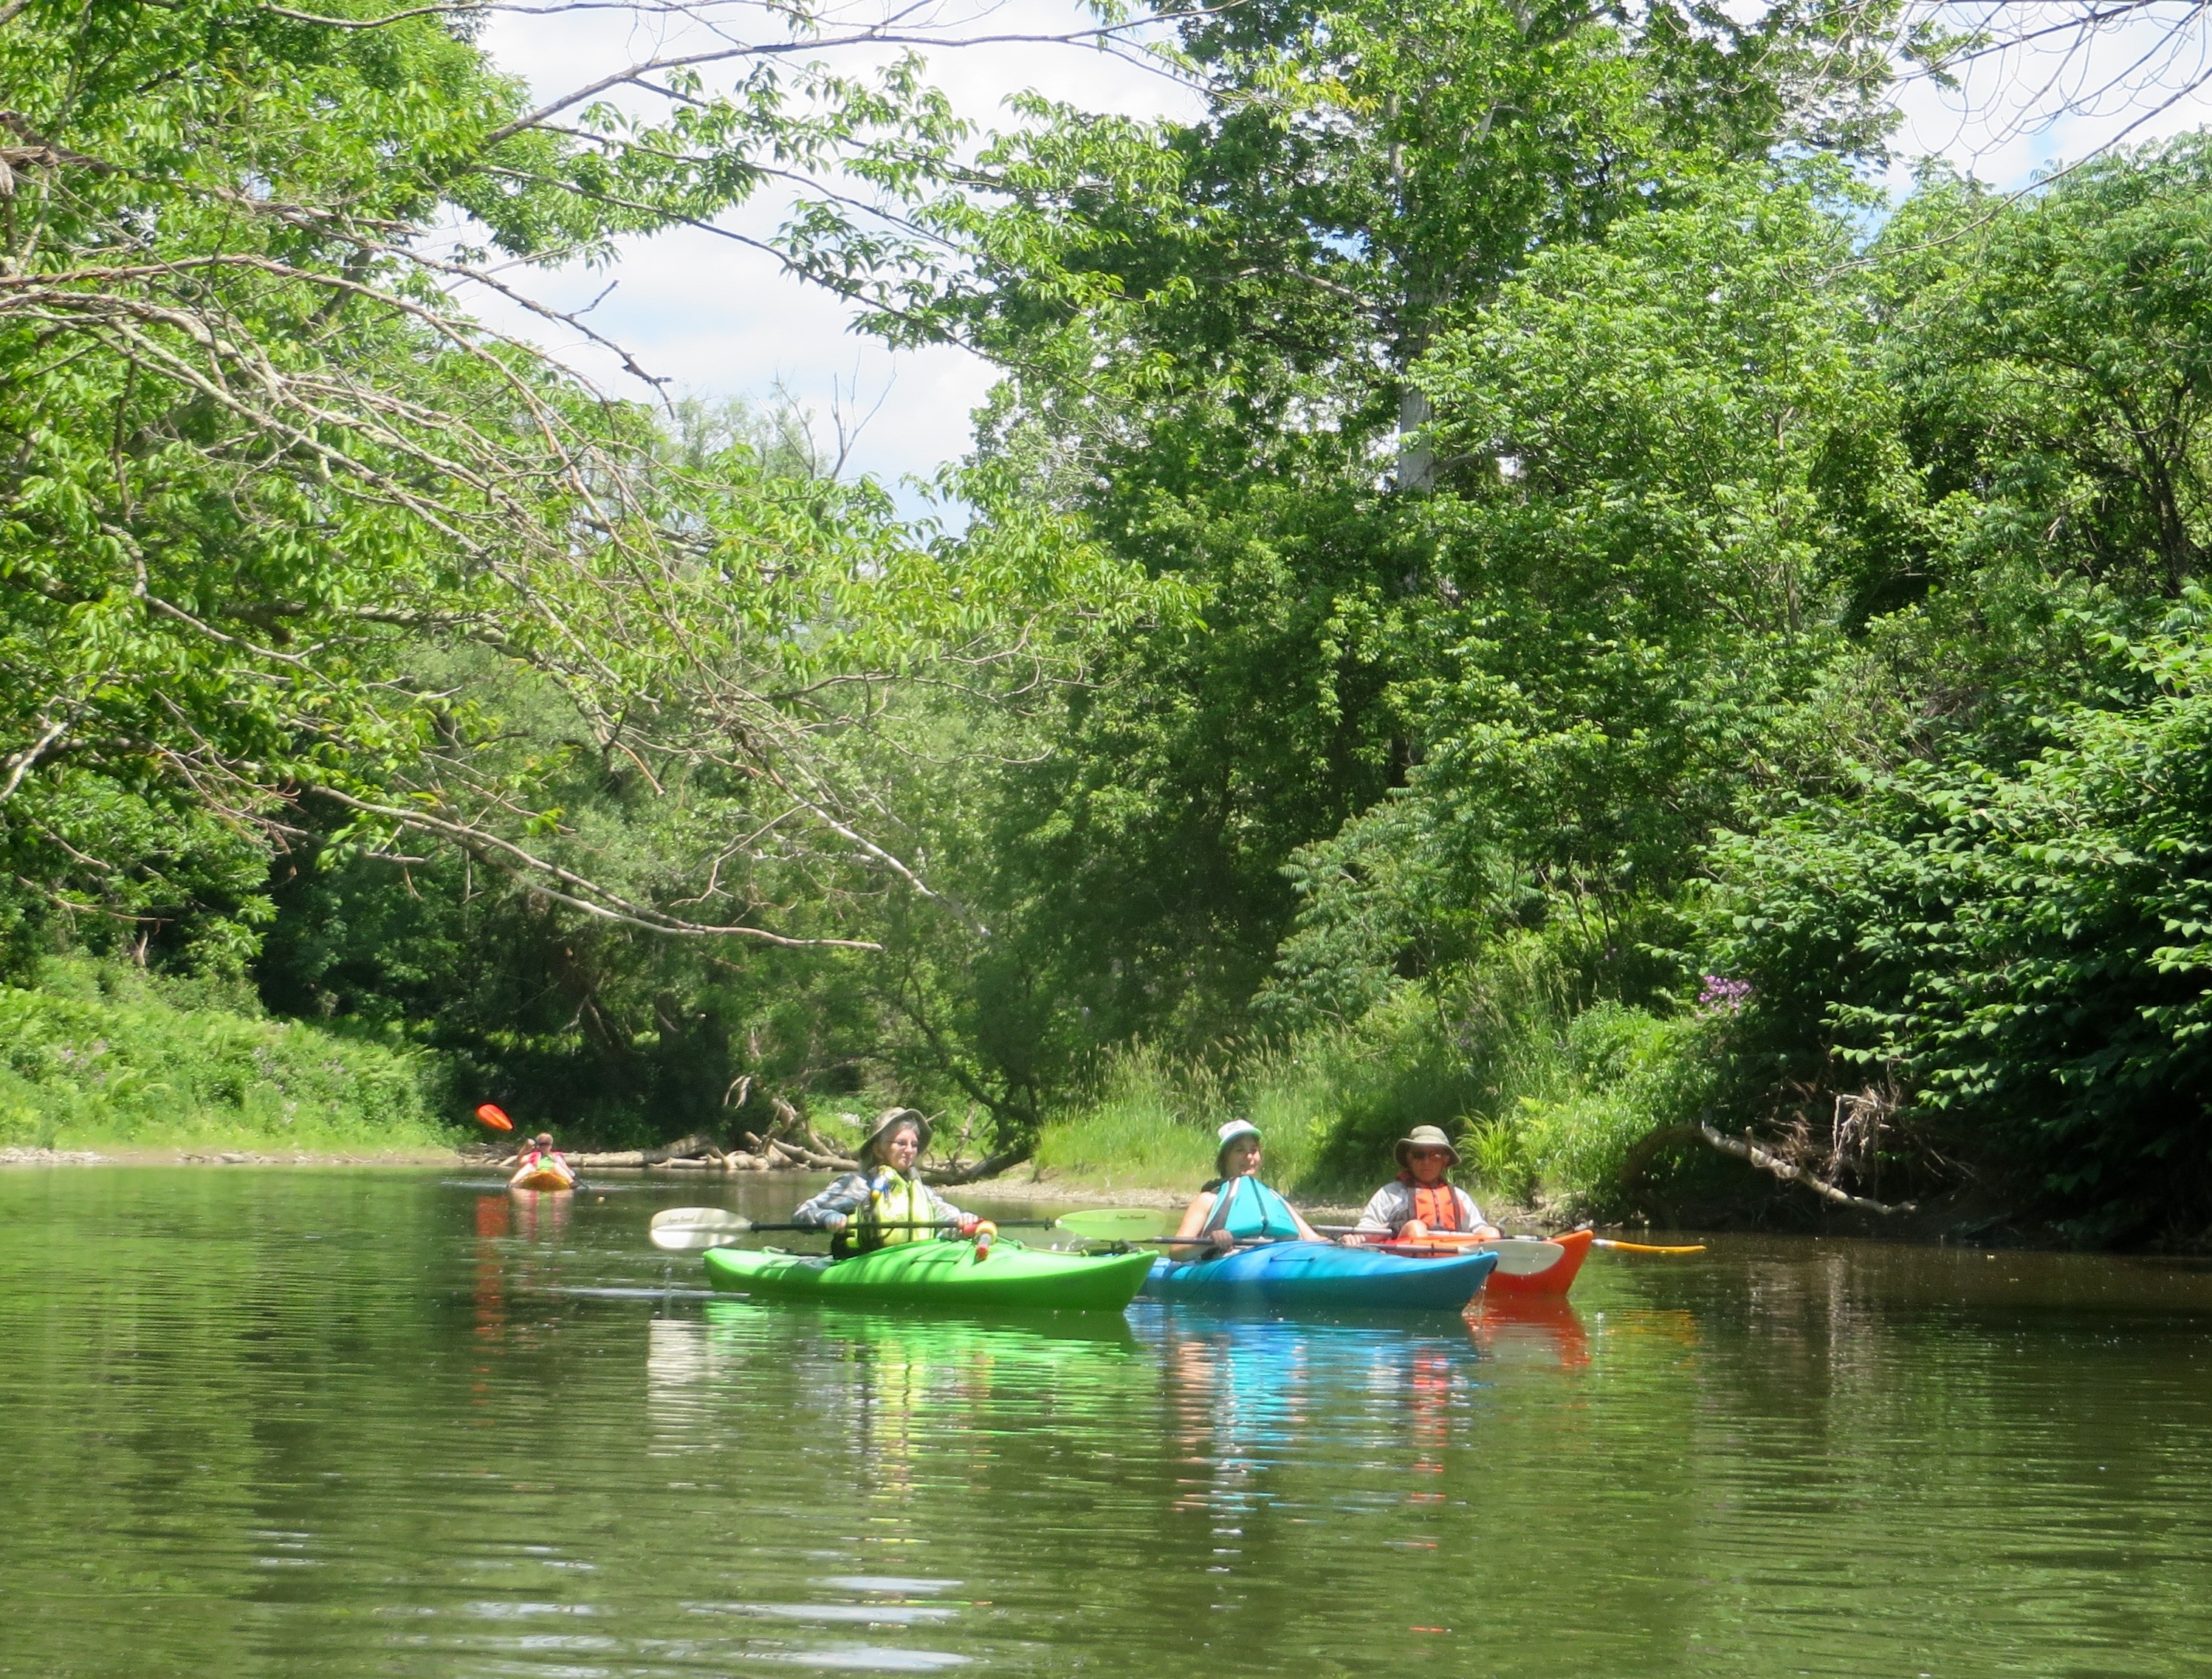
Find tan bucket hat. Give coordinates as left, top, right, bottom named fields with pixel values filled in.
left=1394, top=1125, right=1459, bottom=1170
left=859, top=1107, right=932, bottom=1164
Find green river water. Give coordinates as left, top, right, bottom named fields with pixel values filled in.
left=3, top=1167, right=2211, bottom=1678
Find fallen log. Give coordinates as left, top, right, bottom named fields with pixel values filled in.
left=923, top=1145, right=1031, bottom=1187
left=642, top=1133, right=721, bottom=1165
left=1621, top=1119, right=1912, bottom=1216
left=567, top=1150, right=648, bottom=1168
left=767, top=1137, right=858, bottom=1172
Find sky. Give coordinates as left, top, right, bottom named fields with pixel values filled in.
left=471, top=1, right=1200, bottom=517
left=468, top=1, right=2212, bottom=515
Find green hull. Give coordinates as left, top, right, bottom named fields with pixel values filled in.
left=702, top=1238, right=1155, bottom=1313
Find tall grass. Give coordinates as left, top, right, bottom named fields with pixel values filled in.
left=1034, top=933, right=1720, bottom=1213
left=1029, top=1049, right=1244, bottom=1193
left=0, top=959, right=456, bottom=1151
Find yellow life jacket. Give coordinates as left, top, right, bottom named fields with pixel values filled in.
left=862, top=1170, right=934, bottom=1247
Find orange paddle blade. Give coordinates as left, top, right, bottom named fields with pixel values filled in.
left=475, top=1103, right=514, bottom=1132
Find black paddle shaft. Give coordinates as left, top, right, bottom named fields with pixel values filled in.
left=731, top=1218, right=1057, bottom=1235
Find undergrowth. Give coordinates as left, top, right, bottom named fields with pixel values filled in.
left=0, top=958, right=456, bottom=1151
left=1035, top=935, right=1720, bottom=1212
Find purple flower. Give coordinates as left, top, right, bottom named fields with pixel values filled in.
left=1698, top=974, right=1752, bottom=1015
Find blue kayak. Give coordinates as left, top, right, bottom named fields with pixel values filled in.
left=1141, top=1241, right=1498, bottom=1312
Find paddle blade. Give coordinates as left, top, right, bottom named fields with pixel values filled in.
left=475, top=1103, right=513, bottom=1133
left=1481, top=1238, right=1565, bottom=1277
left=1054, top=1207, right=1171, bottom=1242
left=648, top=1206, right=752, bottom=1252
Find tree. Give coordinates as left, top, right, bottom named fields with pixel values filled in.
left=0, top=0, right=1146, bottom=969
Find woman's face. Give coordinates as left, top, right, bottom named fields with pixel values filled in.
left=878, top=1124, right=921, bottom=1172
left=1406, top=1146, right=1451, bottom=1187
left=1223, top=1136, right=1262, bottom=1178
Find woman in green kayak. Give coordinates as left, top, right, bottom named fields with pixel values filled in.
left=1168, top=1119, right=1328, bottom=1254
left=791, top=1109, right=992, bottom=1255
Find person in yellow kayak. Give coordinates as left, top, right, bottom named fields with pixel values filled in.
left=1353, top=1125, right=1500, bottom=1241
left=509, top=1133, right=576, bottom=1190
left=791, top=1109, right=992, bottom=1256
left=1169, top=1119, right=1328, bottom=1253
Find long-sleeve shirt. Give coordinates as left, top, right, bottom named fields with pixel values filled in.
left=1354, top=1179, right=1487, bottom=1235
left=791, top=1170, right=966, bottom=1236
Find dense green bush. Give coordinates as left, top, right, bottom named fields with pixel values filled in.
left=1708, top=603, right=2212, bottom=1238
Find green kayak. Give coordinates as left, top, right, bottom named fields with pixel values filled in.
left=701, top=1237, right=1155, bottom=1313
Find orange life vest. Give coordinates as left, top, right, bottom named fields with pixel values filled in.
left=1398, top=1173, right=1468, bottom=1232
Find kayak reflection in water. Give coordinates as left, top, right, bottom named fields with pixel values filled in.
left=1167, top=1120, right=1328, bottom=1254
left=791, top=1108, right=992, bottom=1257
left=1352, top=1125, right=1500, bottom=1243
left=508, top=1132, right=576, bottom=1191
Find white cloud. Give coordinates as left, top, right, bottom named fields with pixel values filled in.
left=468, top=1, right=1201, bottom=517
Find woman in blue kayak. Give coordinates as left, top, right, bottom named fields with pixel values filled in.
left=1168, top=1119, right=1328, bottom=1253
left=791, top=1108, right=990, bottom=1256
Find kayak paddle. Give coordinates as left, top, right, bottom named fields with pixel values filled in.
left=1311, top=1227, right=1566, bottom=1276
left=1592, top=1237, right=1706, bottom=1254
left=648, top=1204, right=1168, bottom=1253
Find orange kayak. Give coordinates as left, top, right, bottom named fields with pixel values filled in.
left=1375, top=1229, right=1593, bottom=1297
left=509, top=1164, right=576, bottom=1192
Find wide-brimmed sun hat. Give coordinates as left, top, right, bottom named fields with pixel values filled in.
left=860, top=1107, right=932, bottom=1164
left=1215, top=1118, right=1262, bottom=1174
left=1394, top=1125, right=1460, bottom=1170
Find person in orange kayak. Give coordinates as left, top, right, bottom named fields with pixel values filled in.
left=1169, top=1119, right=1328, bottom=1253
left=509, top=1132, right=576, bottom=1189
left=791, top=1108, right=991, bottom=1256
left=1353, top=1125, right=1499, bottom=1241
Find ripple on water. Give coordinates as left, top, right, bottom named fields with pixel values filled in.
left=5, top=1172, right=2212, bottom=1679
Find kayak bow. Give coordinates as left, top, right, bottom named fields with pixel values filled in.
left=1370, top=1229, right=1595, bottom=1297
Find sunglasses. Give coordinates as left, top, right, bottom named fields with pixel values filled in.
left=1406, top=1147, right=1452, bottom=1160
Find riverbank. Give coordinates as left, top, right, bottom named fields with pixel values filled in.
left=0, top=959, right=454, bottom=1156
left=0, top=1145, right=475, bottom=1167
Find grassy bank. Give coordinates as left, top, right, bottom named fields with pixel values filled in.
left=1032, top=965, right=1717, bottom=1215
left=0, top=960, right=458, bottom=1153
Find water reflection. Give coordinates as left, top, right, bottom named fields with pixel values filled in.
left=5, top=1172, right=2212, bottom=1678
left=1468, top=1294, right=1591, bottom=1367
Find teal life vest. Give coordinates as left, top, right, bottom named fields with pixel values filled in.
left=1203, top=1175, right=1300, bottom=1240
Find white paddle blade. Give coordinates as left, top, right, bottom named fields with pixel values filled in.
left=650, top=1226, right=737, bottom=1252
left=1054, top=1207, right=1171, bottom=1242
left=648, top=1206, right=752, bottom=1252
left=1481, top=1238, right=1565, bottom=1277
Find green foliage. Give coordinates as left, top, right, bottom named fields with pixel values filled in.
left=1706, top=600, right=2212, bottom=1237
left=1270, top=165, right=1911, bottom=1016
left=1882, top=140, right=2212, bottom=596
left=0, top=959, right=450, bottom=1150
left=872, top=0, right=1912, bottom=1098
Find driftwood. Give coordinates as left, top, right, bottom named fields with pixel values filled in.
left=923, top=1145, right=1032, bottom=1187
left=766, top=1136, right=859, bottom=1172
left=644, top=1133, right=721, bottom=1164
left=1624, top=1119, right=1914, bottom=1216
left=504, top=1114, right=1028, bottom=1183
